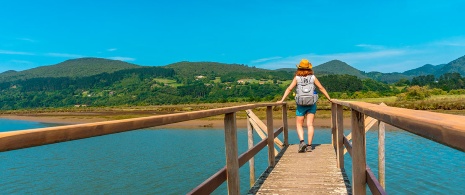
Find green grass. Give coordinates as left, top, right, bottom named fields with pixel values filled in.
left=213, top=77, right=222, bottom=83
left=428, top=94, right=465, bottom=100
left=342, top=96, right=397, bottom=104
left=279, top=80, right=293, bottom=87
left=153, top=78, right=182, bottom=87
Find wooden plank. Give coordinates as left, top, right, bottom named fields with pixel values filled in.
left=249, top=144, right=351, bottom=194
left=189, top=134, right=271, bottom=195
left=249, top=118, right=267, bottom=139
left=266, top=106, right=275, bottom=167
left=343, top=136, right=352, bottom=156
left=343, top=103, right=387, bottom=154
left=0, top=103, right=285, bottom=152
left=187, top=167, right=227, bottom=195
left=246, top=109, right=284, bottom=149
left=247, top=115, right=255, bottom=188
left=332, top=100, right=465, bottom=152
left=351, top=109, right=366, bottom=195
left=224, top=112, right=240, bottom=195
left=282, top=103, right=289, bottom=146
left=336, top=104, right=344, bottom=169
left=378, top=120, right=386, bottom=189
left=248, top=118, right=279, bottom=156
left=332, top=103, right=337, bottom=149
left=366, top=166, right=387, bottom=195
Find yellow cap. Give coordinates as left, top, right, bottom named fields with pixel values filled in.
left=296, top=59, right=312, bottom=69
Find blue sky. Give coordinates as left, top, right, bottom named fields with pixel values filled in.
left=1, top=0, right=465, bottom=73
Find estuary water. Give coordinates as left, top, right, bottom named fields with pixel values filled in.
left=1, top=118, right=464, bottom=194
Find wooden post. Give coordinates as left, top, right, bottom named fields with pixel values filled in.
left=282, top=103, right=289, bottom=146
left=224, top=112, right=240, bottom=195
left=266, top=106, right=275, bottom=167
left=331, top=103, right=337, bottom=149
left=336, top=104, right=344, bottom=169
left=378, top=120, right=386, bottom=189
left=247, top=115, right=255, bottom=188
left=351, top=109, right=366, bottom=195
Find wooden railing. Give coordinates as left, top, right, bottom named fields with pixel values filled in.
left=331, top=100, right=465, bottom=195
left=188, top=104, right=288, bottom=194
left=0, top=102, right=288, bottom=194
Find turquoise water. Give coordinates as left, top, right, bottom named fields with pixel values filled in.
left=1, top=119, right=464, bottom=194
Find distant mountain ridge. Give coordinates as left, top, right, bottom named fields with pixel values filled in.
left=166, top=61, right=271, bottom=78
left=313, top=60, right=367, bottom=78
left=0, top=58, right=142, bottom=82
left=0, top=55, right=464, bottom=83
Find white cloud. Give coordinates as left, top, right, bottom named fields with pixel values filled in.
left=0, top=50, right=35, bottom=55
left=17, top=38, right=36, bottom=42
left=355, top=44, right=386, bottom=50
left=45, top=53, right=84, bottom=58
left=107, top=48, right=118, bottom=52
left=431, top=37, right=465, bottom=47
left=251, top=56, right=282, bottom=63
left=108, top=56, right=135, bottom=61
left=10, top=60, right=34, bottom=64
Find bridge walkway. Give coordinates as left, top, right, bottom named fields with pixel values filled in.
left=249, top=144, right=351, bottom=195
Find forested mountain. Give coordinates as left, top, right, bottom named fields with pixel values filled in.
left=1, top=55, right=465, bottom=109
left=364, top=72, right=412, bottom=84
left=166, top=61, right=268, bottom=77
left=438, top=55, right=465, bottom=76
left=314, top=60, right=367, bottom=78
left=401, top=55, right=465, bottom=77
left=0, top=58, right=142, bottom=82
left=403, top=64, right=446, bottom=76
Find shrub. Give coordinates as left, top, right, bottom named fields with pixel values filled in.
left=396, top=86, right=431, bottom=101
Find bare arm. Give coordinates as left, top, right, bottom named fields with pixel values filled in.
left=277, top=77, right=297, bottom=103
left=314, top=76, right=332, bottom=102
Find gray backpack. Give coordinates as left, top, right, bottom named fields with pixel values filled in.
left=295, top=75, right=318, bottom=106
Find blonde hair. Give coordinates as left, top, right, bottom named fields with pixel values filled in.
left=295, top=68, right=313, bottom=76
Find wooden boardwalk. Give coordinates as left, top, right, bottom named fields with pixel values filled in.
left=249, top=144, right=351, bottom=195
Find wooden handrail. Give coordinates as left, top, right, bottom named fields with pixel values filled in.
left=1, top=102, right=288, bottom=195
left=0, top=103, right=283, bottom=152
left=333, top=100, right=465, bottom=195
left=366, top=166, right=387, bottom=195
left=332, top=100, right=465, bottom=152
left=187, top=127, right=283, bottom=195
left=343, top=135, right=385, bottom=194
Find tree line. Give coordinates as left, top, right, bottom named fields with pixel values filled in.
left=1, top=68, right=464, bottom=110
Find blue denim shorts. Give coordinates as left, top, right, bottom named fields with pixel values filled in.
left=296, top=104, right=317, bottom=116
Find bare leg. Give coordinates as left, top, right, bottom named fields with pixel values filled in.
left=296, top=116, right=305, bottom=141
left=306, top=113, right=315, bottom=145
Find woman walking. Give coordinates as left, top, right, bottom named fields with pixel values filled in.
left=277, top=59, right=332, bottom=153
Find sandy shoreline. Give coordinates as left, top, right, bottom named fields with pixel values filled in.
left=0, top=114, right=353, bottom=129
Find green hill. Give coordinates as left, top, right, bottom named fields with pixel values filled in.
left=313, top=60, right=367, bottom=78
left=438, top=55, right=465, bottom=76
left=165, top=61, right=269, bottom=77
left=403, top=64, right=445, bottom=76
left=0, top=57, right=142, bottom=82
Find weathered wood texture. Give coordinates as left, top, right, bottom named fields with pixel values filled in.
left=0, top=103, right=285, bottom=152
left=282, top=104, right=289, bottom=146
left=336, top=104, right=344, bottom=169
left=224, top=112, right=240, bottom=195
left=378, top=120, right=386, bottom=189
left=249, top=144, right=351, bottom=195
left=332, top=100, right=465, bottom=152
left=266, top=106, right=275, bottom=167
left=246, top=109, right=284, bottom=149
left=332, top=103, right=337, bottom=149
left=247, top=115, right=256, bottom=188
left=351, top=110, right=366, bottom=195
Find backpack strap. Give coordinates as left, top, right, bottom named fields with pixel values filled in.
left=309, top=75, right=315, bottom=84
